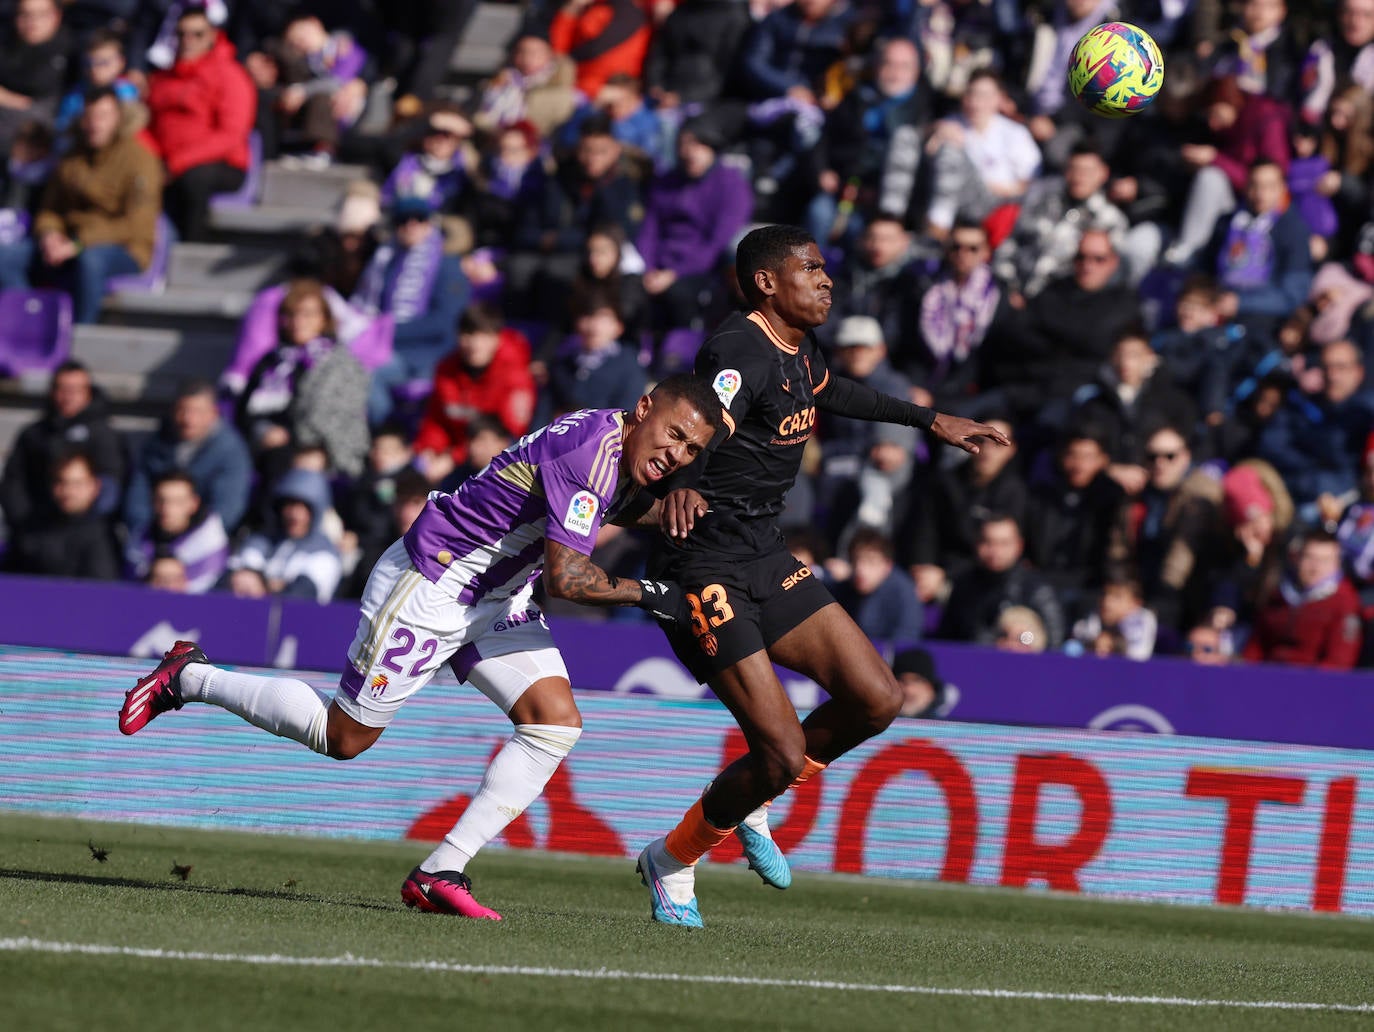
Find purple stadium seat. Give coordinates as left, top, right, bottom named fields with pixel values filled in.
left=658, top=327, right=704, bottom=374
left=209, top=131, right=264, bottom=212
left=106, top=214, right=174, bottom=294
left=0, top=288, right=73, bottom=376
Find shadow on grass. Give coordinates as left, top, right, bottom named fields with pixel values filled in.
left=0, top=867, right=396, bottom=912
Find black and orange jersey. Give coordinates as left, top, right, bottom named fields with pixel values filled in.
left=690, top=310, right=832, bottom=521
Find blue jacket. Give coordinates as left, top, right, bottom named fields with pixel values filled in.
left=124, top=419, right=253, bottom=538
left=1257, top=388, right=1374, bottom=503
left=390, top=254, right=470, bottom=354
left=1204, top=205, right=1313, bottom=319
left=738, top=3, right=850, bottom=99
left=834, top=568, right=924, bottom=648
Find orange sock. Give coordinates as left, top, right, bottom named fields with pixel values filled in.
left=664, top=799, right=734, bottom=866
left=789, top=755, right=826, bottom=790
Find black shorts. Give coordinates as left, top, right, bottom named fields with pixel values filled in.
left=648, top=516, right=835, bottom=683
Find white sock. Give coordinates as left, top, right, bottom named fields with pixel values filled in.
left=642, top=836, right=697, bottom=905
left=421, top=723, right=581, bottom=874
left=741, top=802, right=773, bottom=836
left=179, top=663, right=330, bottom=755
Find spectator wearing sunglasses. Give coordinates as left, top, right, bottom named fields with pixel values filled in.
left=1109, top=424, right=1226, bottom=632
left=142, top=4, right=256, bottom=241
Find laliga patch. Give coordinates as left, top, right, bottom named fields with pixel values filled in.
left=713, top=369, right=743, bottom=409
left=563, top=490, right=599, bottom=536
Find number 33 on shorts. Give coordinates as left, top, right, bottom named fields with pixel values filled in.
left=687, top=584, right=734, bottom=657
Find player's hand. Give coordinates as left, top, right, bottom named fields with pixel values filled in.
left=928, top=414, right=1011, bottom=455
left=635, top=579, right=692, bottom=624
left=660, top=488, right=708, bottom=539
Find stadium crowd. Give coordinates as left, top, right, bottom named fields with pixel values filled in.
left=2, top=0, right=1374, bottom=674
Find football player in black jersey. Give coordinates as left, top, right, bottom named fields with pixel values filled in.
left=635, top=225, right=1008, bottom=926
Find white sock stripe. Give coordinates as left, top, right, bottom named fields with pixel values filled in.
left=1, top=938, right=1369, bottom=1013
left=514, top=724, right=582, bottom=756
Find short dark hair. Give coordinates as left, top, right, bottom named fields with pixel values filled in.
left=466, top=414, right=511, bottom=441
left=458, top=302, right=503, bottom=336
left=1250, top=157, right=1284, bottom=177
left=650, top=374, right=725, bottom=433
left=575, top=285, right=622, bottom=322
left=82, top=84, right=121, bottom=109
left=53, top=359, right=89, bottom=379
left=848, top=527, right=894, bottom=562
left=86, top=27, right=124, bottom=54
left=53, top=445, right=97, bottom=479
left=175, top=378, right=217, bottom=403
left=153, top=469, right=199, bottom=494
left=967, top=68, right=1002, bottom=92
left=579, top=112, right=616, bottom=140
left=979, top=511, right=1021, bottom=535
left=735, top=225, right=815, bottom=304
left=1301, top=528, right=1341, bottom=550
left=371, top=422, right=409, bottom=445
left=392, top=467, right=431, bottom=504
left=1068, top=139, right=1106, bottom=162
left=1102, top=568, right=1143, bottom=598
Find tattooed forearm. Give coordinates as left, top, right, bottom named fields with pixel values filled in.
left=544, top=541, right=643, bottom=606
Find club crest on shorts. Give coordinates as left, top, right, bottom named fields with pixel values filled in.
left=563, top=490, right=599, bottom=536
left=712, top=369, right=742, bottom=409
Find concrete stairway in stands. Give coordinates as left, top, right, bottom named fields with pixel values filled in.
left=0, top=2, right=520, bottom=461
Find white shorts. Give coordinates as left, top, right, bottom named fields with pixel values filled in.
left=334, top=540, right=569, bottom=728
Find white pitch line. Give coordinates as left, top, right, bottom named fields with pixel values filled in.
left=2, top=937, right=1372, bottom=1014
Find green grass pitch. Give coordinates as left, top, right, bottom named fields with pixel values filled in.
left=3, top=813, right=1373, bottom=1032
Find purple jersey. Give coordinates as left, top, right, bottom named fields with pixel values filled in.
left=403, top=408, right=638, bottom=604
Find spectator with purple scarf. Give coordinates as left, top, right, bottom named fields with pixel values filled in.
left=914, top=219, right=1002, bottom=411
left=380, top=108, right=475, bottom=215
left=124, top=470, right=230, bottom=594
left=353, top=195, right=470, bottom=425
left=1203, top=158, right=1313, bottom=326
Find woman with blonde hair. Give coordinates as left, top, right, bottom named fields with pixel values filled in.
left=235, top=278, right=371, bottom=487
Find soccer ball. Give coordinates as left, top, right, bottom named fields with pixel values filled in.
left=1068, top=22, right=1165, bottom=119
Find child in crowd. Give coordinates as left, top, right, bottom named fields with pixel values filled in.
left=1152, top=276, right=1250, bottom=427
left=56, top=30, right=140, bottom=136
left=125, top=471, right=230, bottom=594
left=1068, top=572, right=1158, bottom=661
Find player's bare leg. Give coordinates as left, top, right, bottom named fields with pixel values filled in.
left=638, top=651, right=810, bottom=925
left=767, top=603, right=903, bottom=765
left=640, top=604, right=899, bottom=924
left=404, top=669, right=582, bottom=921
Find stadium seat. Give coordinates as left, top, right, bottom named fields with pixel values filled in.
left=106, top=214, right=175, bottom=295
left=209, top=131, right=264, bottom=213
left=0, top=288, right=73, bottom=377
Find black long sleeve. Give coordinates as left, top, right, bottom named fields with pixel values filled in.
left=814, top=374, right=935, bottom=430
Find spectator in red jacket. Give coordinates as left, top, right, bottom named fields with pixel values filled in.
left=549, top=0, right=651, bottom=99
left=143, top=6, right=256, bottom=241
left=1242, top=530, right=1363, bottom=669
left=412, top=303, right=537, bottom=483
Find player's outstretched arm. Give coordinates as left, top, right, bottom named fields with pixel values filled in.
left=928, top=413, right=1012, bottom=455
left=814, top=375, right=1011, bottom=454
left=543, top=539, right=693, bottom=623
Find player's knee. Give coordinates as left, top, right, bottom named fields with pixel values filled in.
left=325, top=727, right=378, bottom=761
left=756, top=737, right=807, bottom=794
left=859, top=668, right=902, bottom=734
